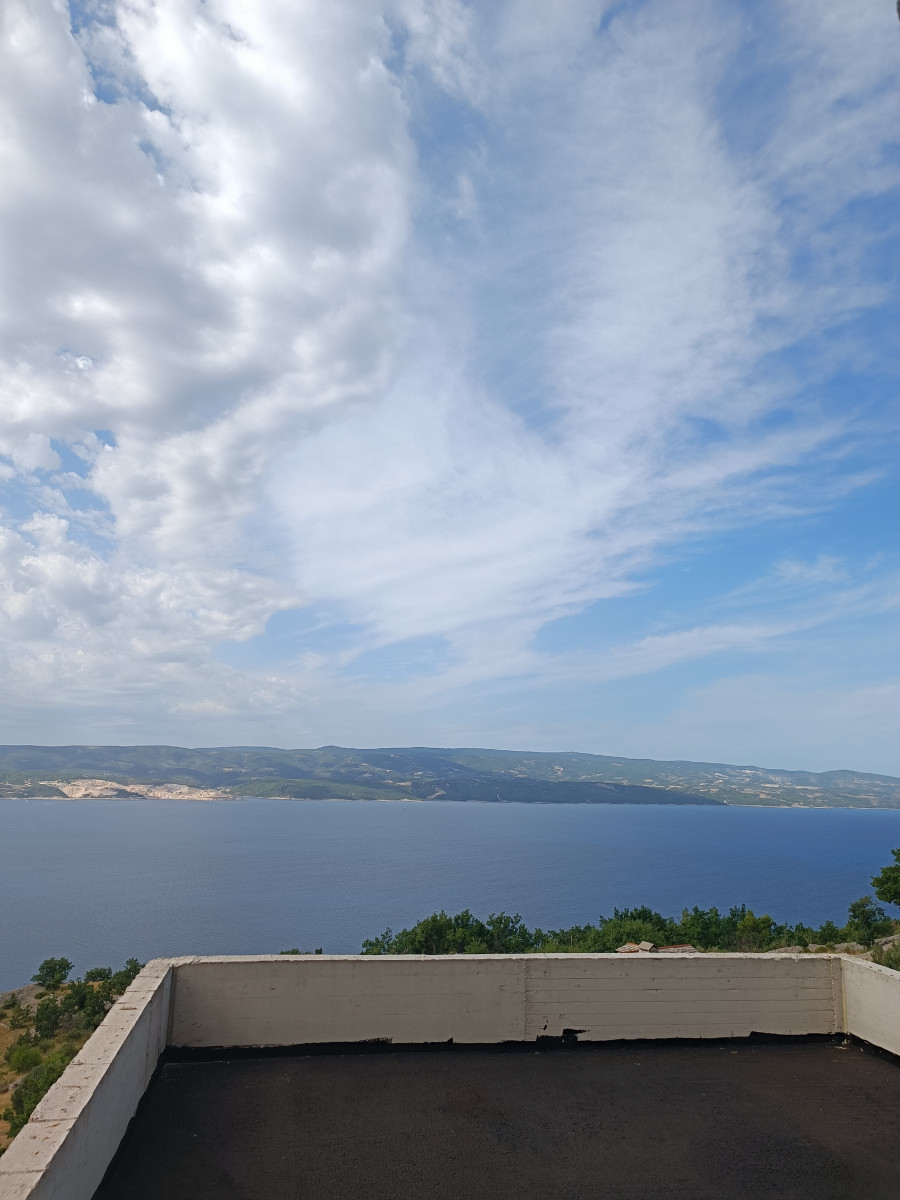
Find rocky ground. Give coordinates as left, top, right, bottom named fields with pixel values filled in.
left=38, top=779, right=232, bottom=801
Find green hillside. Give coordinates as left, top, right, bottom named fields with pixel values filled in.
left=0, top=745, right=897, bottom=807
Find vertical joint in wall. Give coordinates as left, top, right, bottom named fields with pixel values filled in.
left=166, top=960, right=179, bottom=1047
left=522, top=956, right=532, bottom=1041
left=829, top=954, right=845, bottom=1035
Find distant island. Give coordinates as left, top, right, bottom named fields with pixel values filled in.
left=0, top=745, right=897, bottom=808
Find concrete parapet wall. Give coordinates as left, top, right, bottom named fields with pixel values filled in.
left=0, top=963, right=173, bottom=1200
left=170, top=955, right=526, bottom=1047
left=169, top=953, right=844, bottom=1048
left=524, top=954, right=842, bottom=1041
left=842, top=956, right=900, bottom=1057
left=1, top=951, right=896, bottom=1200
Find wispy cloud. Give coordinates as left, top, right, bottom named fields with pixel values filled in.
left=0, top=1, right=896, bottom=769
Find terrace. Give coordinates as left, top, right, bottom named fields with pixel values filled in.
left=1, top=953, right=898, bottom=1199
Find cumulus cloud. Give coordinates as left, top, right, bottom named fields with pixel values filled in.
left=0, top=0, right=412, bottom=720
left=0, top=0, right=896, bottom=765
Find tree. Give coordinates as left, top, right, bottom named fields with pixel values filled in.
left=872, top=848, right=900, bottom=908
left=34, top=997, right=61, bottom=1039
left=362, top=910, right=537, bottom=955
left=31, top=958, right=74, bottom=991
left=732, top=911, right=777, bottom=951
left=60, top=982, right=107, bottom=1030
left=483, top=912, right=536, bottom=953
left=108, top=958, right=145, bottom=994
left=815, top=920, right=843, bottom=945
left=845, top=896, right=892, bottom=947
left=5, top=999, right=32, bottom=1030
left=83, top=967, right=112, bottom=982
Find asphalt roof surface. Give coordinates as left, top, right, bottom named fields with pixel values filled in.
left=94, top=1038, right=900, bottom=1200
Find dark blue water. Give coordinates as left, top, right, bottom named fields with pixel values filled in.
left=1, top=799, right=899, bottom=990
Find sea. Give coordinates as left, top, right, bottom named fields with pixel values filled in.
left=2, top=798, right=900, bottom=991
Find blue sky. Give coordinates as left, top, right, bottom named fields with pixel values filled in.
left=0, top=0, right=897, bottom=772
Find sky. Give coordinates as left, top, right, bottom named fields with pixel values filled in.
left=0, top=0, right=898, bottom=773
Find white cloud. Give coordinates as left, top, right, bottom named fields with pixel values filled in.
left=0, top=0, right=413, bottom=721
left=271, top=0, right=898, bottom=686
left=0, top=0, right=896, bottom=766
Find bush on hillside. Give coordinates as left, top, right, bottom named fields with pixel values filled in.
left=83, top=967, right=112, bottom=982
left=361, top=899, right=899, bottom=956
left=2, top=1046, right=76, bottom=1135
left=870, top=943, right=900, bottom=972
left=4, top=1041, right=43, bottom=1074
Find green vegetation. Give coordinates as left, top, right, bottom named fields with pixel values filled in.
left=872, top=847, right=900, bottom=906
left=245, top=778, right=404, bottom=802
left=3, top=1000, right=31, bottom=1031
left=0, top=744, right=897, bottom=807
left=845, top=896, right=893, bottom=947
left=3, top=1048, right=76, bottom=1136
left=5, top=1044, right=42, bottom=1074
left=1, top=956, right=143, bottom=1141
left=871, top=942, right=900, bottom=971
left=363, top=911, right=537, bottom=955
left=30, top=958, right=73, bottom=991
left=363, top=897, right=898, bottom=957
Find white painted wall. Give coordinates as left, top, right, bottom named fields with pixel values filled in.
left=842, top=955, right=900, bottom=1057
left=524, top=953, right=842, bottom=1041
left=170, top=955, right=527, bottom=1046
left=0, top=961, right=174, bottom=1200
left=169, top=953, right=843, bottom=1047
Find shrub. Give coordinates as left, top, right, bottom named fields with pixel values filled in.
left=83, top=967, right=112, bottom=982
left=5, top=1035, right=41, bottom=1068
left=6, top=1044, right=42, bottom=1074
left=2, top=1046, right=76, bottom=1136
left=60, top=983, right=107, bottom=1030
left=5, top=1000, right=32, bottom=1030
left=871, top=943, right=900, bottom=972
left=108, top=958, right=144, bottom=995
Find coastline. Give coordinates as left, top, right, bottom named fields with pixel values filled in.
left=2, top=794, right=899, bottom=811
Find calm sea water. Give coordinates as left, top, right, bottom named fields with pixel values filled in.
left=2, top=798, right=899, bottom=990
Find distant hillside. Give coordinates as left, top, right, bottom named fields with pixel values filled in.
left=0, top=745, right=897, bottom=807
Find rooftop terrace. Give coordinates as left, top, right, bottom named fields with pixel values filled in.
left=1, top=952, right=899, bottom=1200
left=95, top=1038, right=900, bottom=1200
